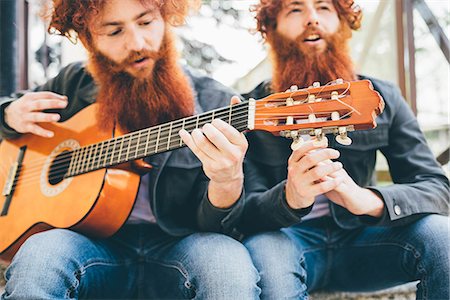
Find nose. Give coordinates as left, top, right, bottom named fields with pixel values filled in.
left=126, top=28, right=145, bottom=52
left=305, top=9, right=319, bottom=27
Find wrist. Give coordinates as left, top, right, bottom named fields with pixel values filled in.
left=3, top=105, right=12, bottom=128
left=208, top=177, right=243, bottom=209
left=361, top=188, right=385, bottom=218
left=285, top=181, right=314, bottom=209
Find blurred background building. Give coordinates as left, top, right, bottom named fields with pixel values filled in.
left=1, top=0, right=449, bottom=178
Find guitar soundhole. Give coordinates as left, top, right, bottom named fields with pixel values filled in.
left=48, top=151, right=72, bottom=185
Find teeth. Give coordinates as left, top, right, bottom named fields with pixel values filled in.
left=307, top=34, right=320, bottom=40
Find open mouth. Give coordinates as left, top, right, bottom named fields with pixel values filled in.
left=134, top=57, right=148, bottom=63
left=304, top=34, right=321, bottom=42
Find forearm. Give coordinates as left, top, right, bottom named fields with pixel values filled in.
left=208, top=178, right=243, bottom=209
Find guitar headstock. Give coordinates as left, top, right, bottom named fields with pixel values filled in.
left=248, top=79, right=385, bottom=146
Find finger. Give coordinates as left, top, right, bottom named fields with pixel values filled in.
left=25, top=112, right=61, bottom=123
left=309, top=177, right=344, bottom=195
left=201, top=123, right=238, bottom=158
left=297, top=148, right=340, bottom=172
left=230, top=95, right=242, bottom=105
left=27, top=124, right=55, bottom=138
left=27, top=92, right=67, bottom=100
left=305, top=161, right=343, bottom=183
left=192, top=127, right=222, bottom=158
left=29, top=99, right=68, bottom=111
left=210, top=118, right=246, bottom=146
left=289, top=139, right=329, bottom=163
left=179, top=129, right=214, bottom=162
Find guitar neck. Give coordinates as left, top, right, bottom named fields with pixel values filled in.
left=66, top=102, right=250, bottom=177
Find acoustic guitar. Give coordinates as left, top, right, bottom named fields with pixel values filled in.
left=0, top=79, right=384, bottom=262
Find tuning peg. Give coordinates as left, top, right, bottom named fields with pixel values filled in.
left=335, top=78, right=344, bottom=84
left=313, top=82, right=320, bottom=88
left=335, top=126, right=352, bottom=145
left=286, top=116, right=294, bottom=125
left=331, top=111, right=340, bottom=121
left=308, top=114, right=316, bottom=123
left=290, top=85, right=298, bottom=91
left=313, top=129, right=328, bottom=147
left=308, top=94, right=316, bottom=103
left=291, top=136, right=305, bottom=151
left=331, top=91, right=339, bottom=100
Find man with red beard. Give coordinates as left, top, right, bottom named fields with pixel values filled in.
left=239, top=0, right=449, bottom=299
left=0, top=0, right=260, bottom=299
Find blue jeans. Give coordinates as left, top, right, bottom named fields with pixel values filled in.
left=244, top=215, right=449, bottom=300
left=2, top=225, right=260, bottom=299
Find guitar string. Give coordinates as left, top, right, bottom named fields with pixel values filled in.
left=8, top=114, right=251, bottom=188
left=7, top=94, right=357, bottom=176
left=9, top=119, right=251, bottom=190
left=9, top=89, right=364, bottom=175
left=8, top=106, right=359, bottom=189
left=4, top=90, right=369, bottom=187
left=5, top=92, right=369, bottom=188
left=6, top=99, right=366, bottom=189
left=10, top=105, right=250, bottom=174
left=9, top=101, right=358, bottom=182
left=1, top=85, right=358, bottom=173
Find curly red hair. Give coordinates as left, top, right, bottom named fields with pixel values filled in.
left=47, top=0, right=199, bottom=43
left=253, top=0, right=362, bottom=38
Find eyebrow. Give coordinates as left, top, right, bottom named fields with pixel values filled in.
left=286, top=1, right=305, bottom=7
left=285, top=0, right=332, bottom=8
left=100, top=9, right=154, bottom=27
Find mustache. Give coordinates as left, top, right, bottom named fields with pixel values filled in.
left=99, top=49, right=160, bottom=73
left=118, top=49, right=160, bottom=67
left=295, top=27, right=327, bottom=43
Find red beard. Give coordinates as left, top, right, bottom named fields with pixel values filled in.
left=86, top=30, right=194, bottom=133
left=268, top=24, right=357, bottom=93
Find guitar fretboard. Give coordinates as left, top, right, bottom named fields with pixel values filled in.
left=65, top=102, right=250, bottom=178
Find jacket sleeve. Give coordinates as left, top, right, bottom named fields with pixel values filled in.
left=0, top=62, right=95, bottom=140
left=196, top=170, right=246, bottom=239
left=366, top=84, right=449, bottom=226
left=238, top=157, right=313, bottom=235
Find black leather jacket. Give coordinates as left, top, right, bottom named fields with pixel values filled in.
left=0, top=62, right=244, bottom=237
left=239, top=76, right=449, bottom=235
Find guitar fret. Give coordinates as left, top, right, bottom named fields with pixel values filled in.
left=180, top=118, right=185, bottom=147
left=195, top=115, right=200, bottom=129
left=144, top=129, right=151, bottom=156
left=135, top=131, right=142, bottom=159
left=125, top=135, right=132, bottom=161
left=84, top=146, right=94, bottom=172
left=97, top=142, right=103, bottom=169
left=103, top=140, right=110, bottom=167
left=77, top=147, right=85, bottom=174
left=89, top=144, right=97, bottom=172
left=118, top=137, right=125, bottom=164
left=110, top=139, right=116, bottom=165
left=167, top=122, right=173, bottom=150
left=68, top=149, right=78, bottom=176
left=228, top=105, right=232, bottom=125
left=155, top=126, right=161, bottom=153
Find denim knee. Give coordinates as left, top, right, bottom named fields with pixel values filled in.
left=244, top=231, right=307, bottom=299
left=181, top=233, right=260, bottom=299
left=3, top=229, right=87, bottom=299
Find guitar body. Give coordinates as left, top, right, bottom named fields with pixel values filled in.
left=0, top=104, right=140, bottom=262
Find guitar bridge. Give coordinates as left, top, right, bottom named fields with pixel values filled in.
left=1, top=146, right=26, bottom=216
left=2, top=162, right=19, bottom=196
